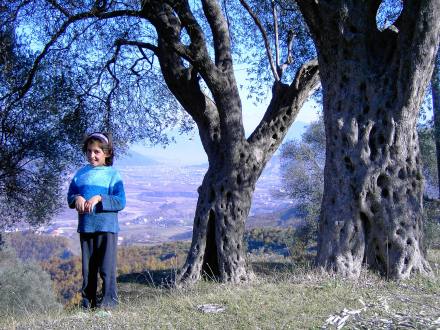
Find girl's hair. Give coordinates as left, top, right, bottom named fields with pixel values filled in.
left=82, top=132, right=114, bottom=166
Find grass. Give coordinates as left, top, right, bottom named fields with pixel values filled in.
left=2, top=250, right=440, bottom=330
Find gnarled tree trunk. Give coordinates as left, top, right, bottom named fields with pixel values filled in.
left=432, top=49, right=440, bottom=197
left=140, top=0, right=320, bottom=284
left=177, top=75, right=319, bottom=284
left=178, top=147, right=259, bottom=283
left=297, top=0, right=439, bottom=279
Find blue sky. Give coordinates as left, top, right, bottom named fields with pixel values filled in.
left=131, top=96, right=321, bottom=165
left=130, top=63, right=322, bottom=165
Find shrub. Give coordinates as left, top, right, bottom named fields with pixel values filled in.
left=423, top=200, right=440, bottom=250
left=0, top=248, right=62, bottom=317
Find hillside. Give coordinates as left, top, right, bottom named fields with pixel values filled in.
left=2, top=250, right=440, bottom=329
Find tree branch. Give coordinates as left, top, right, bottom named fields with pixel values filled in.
left=140, top=1, right=226, bottom=153
left=248, top=59, right=320, bottom=160
left=272, top=0, right=280, bottom=69
left=278, top=29, right=295, bottom=77
left=239, top=0, right=279, bottom=81
left=1, top=8, right=141, bottom=103
left=294, top=59, right=319, bottom=91
left=164, top=1, right=208, bottom=61
left=398, top=0, right=440, bottom=109
left=104, top=42, right=121, bottom=130
left=115, top=38, right=158, bottom=54
left=201, top=0, right=232, bottom=71
left=143, top=1, right=220, bottom=83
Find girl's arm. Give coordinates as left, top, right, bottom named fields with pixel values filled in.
left=67, top=179, right=87, bottom=213
left=67, top=180, right=80, bottom=209
left=100, top=176, right=126, bottom=212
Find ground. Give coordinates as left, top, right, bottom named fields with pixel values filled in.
left=2, top=250, right=439, bottom=329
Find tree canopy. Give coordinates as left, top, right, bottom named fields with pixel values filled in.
left=0, top=24, right=77, bottom=230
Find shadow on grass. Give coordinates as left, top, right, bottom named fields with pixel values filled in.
left=250, top=261, right=296, bottom=275
left=250, top=258, right=315, bottom=276
left=117, top=269, right=176, bottom=288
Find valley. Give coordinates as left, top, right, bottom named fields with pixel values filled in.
left=46, top=157, right=298, bottom=246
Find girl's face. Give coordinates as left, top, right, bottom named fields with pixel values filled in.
left=86, top=141, right=109, bottom=167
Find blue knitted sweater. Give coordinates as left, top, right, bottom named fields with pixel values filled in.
left=67, top=164, right=126, bottom=233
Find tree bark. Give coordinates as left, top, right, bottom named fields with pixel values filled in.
left=432, top=49, right=440, bottom=197
left=297, top=0, right=440, bottom=279
left=177, top=147, right=259, bottom=283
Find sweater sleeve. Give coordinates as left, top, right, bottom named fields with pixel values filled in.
left=100, top=172, right=126, bottom=212
left=67, top=178, right=80, bottom=209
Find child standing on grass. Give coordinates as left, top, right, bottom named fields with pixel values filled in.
left=67, top=132, right=126, bottom=309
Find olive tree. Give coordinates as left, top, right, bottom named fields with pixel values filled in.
left=296, top=0, right=440, bottom=279
left=0, top=24, right=76, bottom=243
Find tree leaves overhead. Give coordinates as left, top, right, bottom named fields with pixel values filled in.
left=0, top=26, right=75, bottom=229
left=1, top=0, right=189, bottom=147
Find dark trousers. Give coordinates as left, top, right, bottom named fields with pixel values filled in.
left=80, top=232, right=118, bottom=308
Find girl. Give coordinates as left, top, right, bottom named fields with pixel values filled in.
left=67, top=132, right=126, bottom=309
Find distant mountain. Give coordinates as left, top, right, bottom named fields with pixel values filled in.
left=127, top=121, right=310, bottom=167
left=116, top=150, right=160, bottom=167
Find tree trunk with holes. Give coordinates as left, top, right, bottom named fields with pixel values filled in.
left=432, top=50, right=440, bottom=197
left=143, top=0, right=319, bottom=284
left=297, top=0, right=439, bottom=279
left=177, top=146, right=261, bottom=283
left=175, top=75, right=319, bottom=284
left=317, top=72, right=432, bottom=278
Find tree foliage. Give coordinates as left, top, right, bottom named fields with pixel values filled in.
left=279, top=117, right=324, bottom=260
left=0, top=24, right=78, bottom=231
left=245, top=227, right=294, bottom=256
left=41, top=256, right=83, bottom=306
left=6, top=231, right=73, bottom=262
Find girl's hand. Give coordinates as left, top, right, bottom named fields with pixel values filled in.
left=75, top=196, right=86, bottom=214
left=84, top=195, right=102, bottom=213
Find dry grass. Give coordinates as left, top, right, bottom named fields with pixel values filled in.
left=2, top=250, right=439, bottom=330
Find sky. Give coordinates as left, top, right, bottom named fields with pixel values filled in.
left=130, top=63, right=322, bottom=165
left=131, top=95, right=321, bottom=165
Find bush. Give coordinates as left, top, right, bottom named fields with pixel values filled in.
left=424, top=200, right=440, bottom=250
left=0, top=248, right=62, bottom=317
